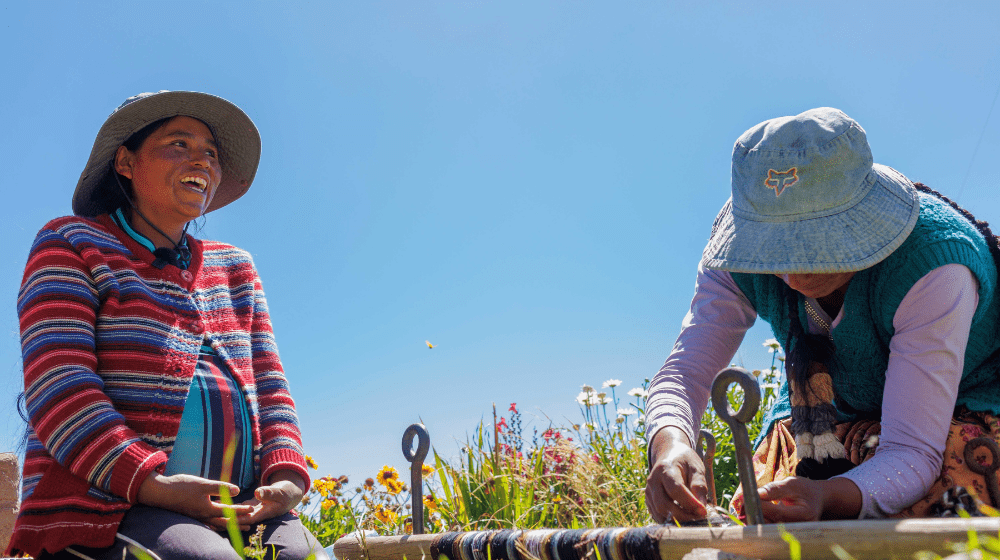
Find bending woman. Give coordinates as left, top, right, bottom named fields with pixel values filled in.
left=11, top=91, right=326, bottom=559
left=644, top=107, right=1000, bottom=522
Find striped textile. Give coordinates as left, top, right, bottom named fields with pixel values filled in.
left=163, top=350, right=256, bottom=491
left=11, top=214, right=309, bottom=557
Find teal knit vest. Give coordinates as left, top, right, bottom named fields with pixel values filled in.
left=732, top=193, right=1000, bottom=447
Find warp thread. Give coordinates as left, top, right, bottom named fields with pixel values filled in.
left=520, top=529, right=556, bottom=560
left=489, top=529, right=518, bottom=560
left=572, top=528, right=605, bottom=560
left=465, top=531, right=486, bottom=560
left=432, top=532, right=462, bottom=560
left=619, top=527, right=660, bottom=560
left=427, top=527, right=664, bottom=560
left=554, top=529, right=589, bottom=560
left=605, top=528, right=628, bottom=560
left=451, top=532, right=473, bottom=560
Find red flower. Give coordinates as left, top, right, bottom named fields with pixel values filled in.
left=497, top=417, right=508, bottom=431
left=509, top=403, right=518, bottom=413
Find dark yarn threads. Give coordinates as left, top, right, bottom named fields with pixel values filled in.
left=619, top=527, right=660, bottom=560
left=572, top=529, right=604, bottom=560
left=433, top=533, right=462, bottom=560
left=454, top=531, right=471, bottom=560
left=790, top=403, right=839, bottom=435
left=553, top=529, right=589, bottom=560
left=489, top=529, right=518, bottom=560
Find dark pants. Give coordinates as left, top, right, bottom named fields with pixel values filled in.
left=40, top=505, right=329, bottom=560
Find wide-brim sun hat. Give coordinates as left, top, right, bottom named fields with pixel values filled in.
left=701, top=107, right=920, bottom=274
left=73, top=90, right=261, bottom=217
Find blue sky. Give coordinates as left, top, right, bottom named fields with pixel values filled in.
left=1, top=1, right=998, bottom=486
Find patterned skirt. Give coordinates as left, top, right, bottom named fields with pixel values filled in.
left=730, top=408, right=1000, bottom=518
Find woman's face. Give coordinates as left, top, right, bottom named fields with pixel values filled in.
left=114, top=116, right=222, bottom=226
left=776, top=272, right=856, bottom=299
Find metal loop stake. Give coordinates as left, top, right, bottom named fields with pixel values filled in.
left=402, top=423, right=430, bottom=534
left=964, top=436, right=1000, bottom=507
left=711, top=367, right=763, bottom=525
left=696, top=429, right=717, bottom=508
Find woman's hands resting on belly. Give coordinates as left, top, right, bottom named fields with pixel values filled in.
left=137, top=469, right=306, bottom=531
left=138, top=472, right=255, bottom=530
left=236, top=469, right=307, bottom=527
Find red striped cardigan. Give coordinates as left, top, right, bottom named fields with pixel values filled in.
left=11, top=215, right=310, bottom=556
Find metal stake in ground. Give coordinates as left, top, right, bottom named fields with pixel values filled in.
left=402, top=424, right=430, bottom=534
left=964, top=436, right=1000, bottom=507
left=696, top=429, right=717, bottom=508
left=711, top=367, right=763, bottom=525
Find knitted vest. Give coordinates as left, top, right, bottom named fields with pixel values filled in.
left=733, top=193, right=1000, bottom=446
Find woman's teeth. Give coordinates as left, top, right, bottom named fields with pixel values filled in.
left=181, top=176, right=208, bottom=192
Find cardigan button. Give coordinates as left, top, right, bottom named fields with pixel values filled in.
left=180, top=270, right=193, bottom=282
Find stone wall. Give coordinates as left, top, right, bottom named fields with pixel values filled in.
left=0, top=453, right=18, bottom=553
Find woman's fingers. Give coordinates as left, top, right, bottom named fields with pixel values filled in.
left=646, top=454, right=709, bottom=523
left=758, top=478, right=822, bottom=522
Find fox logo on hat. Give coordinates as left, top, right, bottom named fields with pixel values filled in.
left=764, top=167, right=799, bottom=197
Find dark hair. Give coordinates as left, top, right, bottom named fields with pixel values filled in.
left=90, top=117, right=173, bottom=215
left=783, top=182, right=1000, bottom=405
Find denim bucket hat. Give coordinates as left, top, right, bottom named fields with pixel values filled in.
left=701, top=107, right=920, bottom=274
left=73, top=90, right=261, bottom=217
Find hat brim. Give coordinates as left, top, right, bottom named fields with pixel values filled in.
left=701, top=164, right=920, bottom=274
left=73, top=91, right=261, bottom=217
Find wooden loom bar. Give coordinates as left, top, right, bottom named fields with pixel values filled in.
left=333, top=518, right=1000, bottom=560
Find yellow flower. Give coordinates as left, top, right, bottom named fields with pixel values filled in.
left=423, top=495, right=439, bottom=511
left=373, top=505, right=398, bottom=525
left=384, top=478, right=404, bottom=495
left=321, top=498, right=337, bottom=511
left=305, top=455, right=318, bottom=470
left=421, top=464, right=434, bottom=478
left=376, top=466, right=399, bottom=488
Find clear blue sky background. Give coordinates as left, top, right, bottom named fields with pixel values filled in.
left=1, top=1, right=998, bottom=486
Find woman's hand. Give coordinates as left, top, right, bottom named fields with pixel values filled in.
left=138, top=473, right=254, bottom=530
left=236, top=470, right=306, bottom=526
left=645, top=427, right=709, bottom=523
left=758, top=476, right=862, bottom=522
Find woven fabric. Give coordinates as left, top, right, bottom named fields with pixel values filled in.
left=731, top=413, right=1000, bottom=519
left=11, top=214, right=308, bottom=557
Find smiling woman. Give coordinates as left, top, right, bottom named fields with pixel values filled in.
left=10, top=91, right=327, bottom=560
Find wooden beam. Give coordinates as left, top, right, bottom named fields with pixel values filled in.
left=333, top=518, right=1000, bottom=560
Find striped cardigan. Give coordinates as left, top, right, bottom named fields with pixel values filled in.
left=11, top=214, right=310, bottom=557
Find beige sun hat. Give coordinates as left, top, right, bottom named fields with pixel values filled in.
left=73, top=90, right=261, bottom=217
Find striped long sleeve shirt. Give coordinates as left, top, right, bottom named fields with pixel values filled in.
left=11, top=214, right=309, bottom=557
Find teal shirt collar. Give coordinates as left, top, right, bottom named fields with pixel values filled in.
left=111, top=208, right=191, bottom=269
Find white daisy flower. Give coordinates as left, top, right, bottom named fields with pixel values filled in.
left=602, top=379, right=622, bottom=388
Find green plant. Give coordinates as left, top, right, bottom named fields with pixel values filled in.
left=300, top=339, right=783, bottom=540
